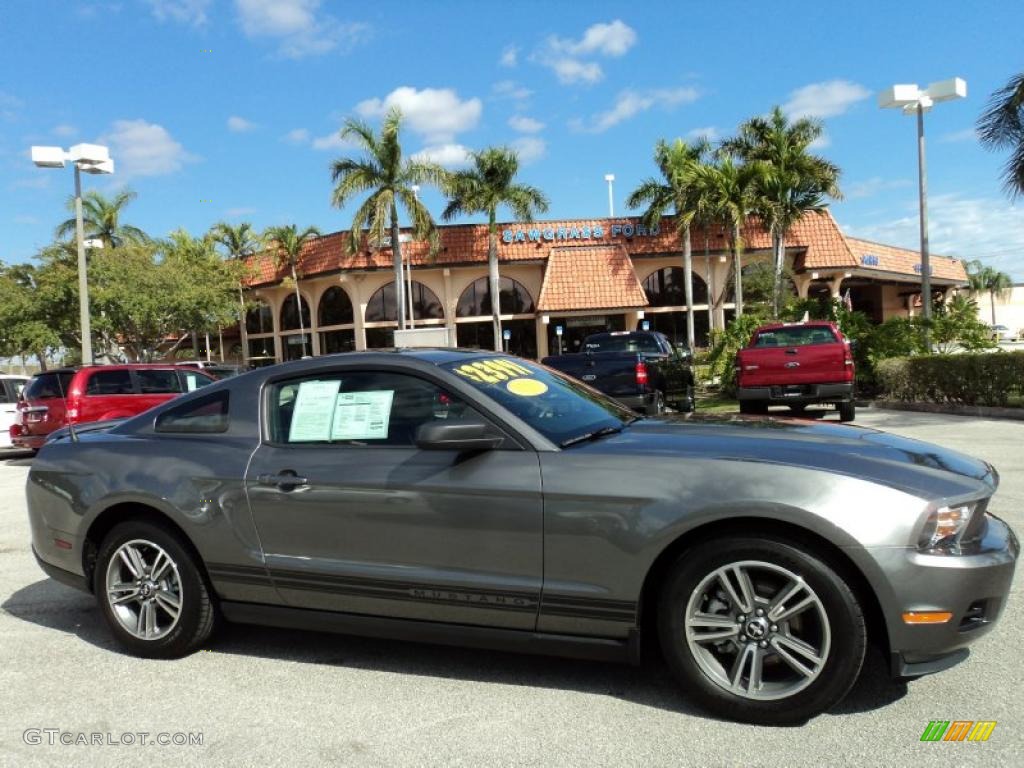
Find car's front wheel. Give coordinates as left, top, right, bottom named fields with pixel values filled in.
left=94, top=520, right=216, bottom=658
left=657, top=536, right=866, bottom=724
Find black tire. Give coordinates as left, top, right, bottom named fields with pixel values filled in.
left=657, top=536, right=866, bottom=725
left=646, top=391, right=666, bottom=416
left=94, top=519, right=216, bottom=658
left=739, top=400, right=765, bottom=415
left=788, top=404, right=807, bottom=415
left=838, top=401, right=856, bottom=422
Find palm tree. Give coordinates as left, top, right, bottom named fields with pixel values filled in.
left=56, top=188, right=150, bottom=248
left=442, top=147, right=549, bottom=350
left=627, top=138, right=710, bottom=350
left=330, top=107, right=447, bottom=331
left=262, top=224, right=321, bottom=357
left=967, top=260, right=1014, bottom=325
left=722, top=107, right=841, bottom=317
left=693, top=157, right=767, bottom=318
left=977, top=72, right=1024, bottom=198
left=209, top=221, right=262, bottom=359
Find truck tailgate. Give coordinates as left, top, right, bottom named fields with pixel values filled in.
left=738, top=343, right=849, bottom=386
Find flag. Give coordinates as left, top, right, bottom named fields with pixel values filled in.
left=842, top=288, right=853, bottom=312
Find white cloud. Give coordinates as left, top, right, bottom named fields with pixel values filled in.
left=356, top=86, right=482, bottom=144
left=809, top=133, right=831, bottom=150
left=227, top=115, right=256, bottom=132
left=99, top=119, right=196, bottom=178
left=0, top=90, right=22, bottom=120
left=224, top=206, right=256, bottom=218
left=311, top=131, right=352, bottom=151
left=848, top=194, right=1024, bottom=280
left=576, top=87, right=700, bottom=133
left=511, top=137, right=546, bottom=164
left=783, top=80, right=870, bottom=119
left=412, top=143, right=472, bottom=168
left=845, top=176, right=912, bottom=199
left=686, top=126, right=719, bottom=142
left=940, top=127, right=979, bottom=144
left=500, top=45, right=517, bottom=67
left=14, top=214, right=39, bottom=225
left=508, top=115, right=544, bottom=133
left=535, top=19, right=637, bottom=85
left=145, top=0, right=210, bottom=26
left=234, top=0, right=367, bottom=59
left=492, top=80, right=532, bottom=102
left=52, top=124, right=77, bottom=137
left=283, top=128, right=310, bottom=143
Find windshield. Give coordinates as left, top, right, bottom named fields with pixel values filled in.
left=440, top=356, right=637, bottom=446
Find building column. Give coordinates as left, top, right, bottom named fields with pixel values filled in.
left=308, top=284, right=321, bottom=357
left=828, top=274, right=845, bottom=299
left=442, top=268, right=456, bottom=346
left=270, top=290, right=283, bottom=362
left=793, top=273, right=813, bottom=299
left=536, top=317, right=549, bottom=358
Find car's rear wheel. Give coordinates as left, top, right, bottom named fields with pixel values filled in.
left=647, top=391, right=666, bottom=416
left=657, top=536, right=866, bottom=724
left=838, top=401, right=856, bottom=422
left=94, top=520, right=216, bottom=658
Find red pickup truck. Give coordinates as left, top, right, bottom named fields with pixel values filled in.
left=735, top=321, right=856, bottom=421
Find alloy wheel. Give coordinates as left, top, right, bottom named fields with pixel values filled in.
left=104, top=539, right=183, bottom=641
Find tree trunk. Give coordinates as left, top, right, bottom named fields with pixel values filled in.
left=682, top=226, right=695, bottom=350
left=733, top=223, right=744, bottom=317
left=391, top=206, right=407, bottom=332
left=488, top=213, right=502, bottom=352
left=36, top=351, right=47, bottom=372
left=704, top=232, right=714, bottom=334
left=772, top=229, right=785, bottom=319
left=190, top=330, right=198, bottom=359
left=291, top=262, right=307, bottom=357
left=990, top=290, right=997, bottom=326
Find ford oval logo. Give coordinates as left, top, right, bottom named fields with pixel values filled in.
left=582, top=374, right=597, bottom=381
left=784, top=362, right=800, bottom=368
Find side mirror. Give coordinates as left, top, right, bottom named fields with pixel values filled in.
left=415, top=420, right=503, bottom=452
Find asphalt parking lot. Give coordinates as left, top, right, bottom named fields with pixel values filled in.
left=1, top=408, right=1021, bottom=767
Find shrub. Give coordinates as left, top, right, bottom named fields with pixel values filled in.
left=706, top=312, right=767, bottom=397
left=876, top=352, right=1024, bottom=407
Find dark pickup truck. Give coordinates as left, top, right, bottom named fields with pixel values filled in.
left=542, top=330, right=694, bottom=414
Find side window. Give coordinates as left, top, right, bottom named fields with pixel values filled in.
left=180, top=371, right=214, bottom=392
left=0, top=382, right=12, bottom=403
left=269, top=371, right=485, bottom=447
left=86, top=370, right=134, bottom=395
left=155, top=391, right=229, bottom=433
left=136, top=369, right=183, bottom=394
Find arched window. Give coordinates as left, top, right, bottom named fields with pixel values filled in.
left=456, top=276, right=535, bottom=317
left=245, top=300, right=274, bottom=334
left=318, top=286, right=354, bottom=327
left=642, top=267, right=709, bottom=306
left=365, top=281, right=444, bottom=323
left=280, top=293, right=311, bottom=331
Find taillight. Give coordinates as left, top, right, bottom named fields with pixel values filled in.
left=635, top=359, right=649, bottom=388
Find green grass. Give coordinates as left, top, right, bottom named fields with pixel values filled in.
left=695, top=392, right=740, bottom=413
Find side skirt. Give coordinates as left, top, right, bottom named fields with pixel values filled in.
left=220, top=601, right=641, bottom=665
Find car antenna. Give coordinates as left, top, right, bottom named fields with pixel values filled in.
left=55, top=369, right=79, bottom=443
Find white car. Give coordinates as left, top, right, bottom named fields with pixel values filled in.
left=990, top=324, right=1017, bottom=342
left=0, top=374, right=29, bottom=448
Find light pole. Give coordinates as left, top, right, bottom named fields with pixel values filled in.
left=604, top=174, right=615, bottom=217
left=31, top=144, right=114, bottom=365
left=879, top=78, right=966, bottom=348
left=407, top=185, right=420, bottom=329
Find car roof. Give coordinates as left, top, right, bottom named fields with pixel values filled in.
left=755, top=321, right=837, bottom=331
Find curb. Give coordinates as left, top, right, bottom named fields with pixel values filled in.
left=870, top=400, right=1024, bottom=421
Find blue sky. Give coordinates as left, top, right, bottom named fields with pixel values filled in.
left=2, top=0, right=1023, bottom=279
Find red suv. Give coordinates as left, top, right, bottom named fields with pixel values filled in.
left=10, top=365, right=215, bottom=450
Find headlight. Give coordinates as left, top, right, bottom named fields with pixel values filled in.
left=917, top=503, right=976, bottom=554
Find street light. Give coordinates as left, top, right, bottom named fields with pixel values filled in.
left=604, top=173, right=615, bottom=217
left=31, top=143, right=115, bottom=365
left=879, top=77, right=966, bottom=346
left=408, top=184, right=420, bottom=330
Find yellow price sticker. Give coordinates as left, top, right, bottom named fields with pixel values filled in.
left=506, top=378, right=548, bottom=397
left=454, top=359, right=533, bottom=384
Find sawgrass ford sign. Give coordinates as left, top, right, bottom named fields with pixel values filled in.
left=502, top=221, right=660, bottom=244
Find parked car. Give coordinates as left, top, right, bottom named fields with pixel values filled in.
left=27, top=350, right=1016, bottom=724
left=736, top=321, right=856, bottom=421
left=541, top=330, right=694, bottom=414
left=0, top=374, right=29, bottom=449
left=10, top=365, right=215, bottom=451
left=989, top=324, right=1016, bottom=342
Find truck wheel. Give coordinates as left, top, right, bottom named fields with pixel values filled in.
left=674, top=386, right=696, bottom=413
left=657, top=536, right=866, bottom=724
left=647, top=391, right=666, bottom=416
left=838, top=402, right=855, bottom=422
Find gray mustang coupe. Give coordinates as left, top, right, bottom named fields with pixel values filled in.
left=26, top=350, right=1017, bottom=724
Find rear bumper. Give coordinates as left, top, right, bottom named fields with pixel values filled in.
left=737, top=381, right=853, bottom=405
left=615, top=392, right=659, bottom=413
left=11, top=432, right=47, bottom=450
left=33, top=545, right=90, bottom=593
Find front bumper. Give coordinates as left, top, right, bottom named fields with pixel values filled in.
left=738, top=381, right=853, bottom=405
left=870, top=514, right=1018, bottom=678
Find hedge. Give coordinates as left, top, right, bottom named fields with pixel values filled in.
left=876, top=351, right=1024, bottom=407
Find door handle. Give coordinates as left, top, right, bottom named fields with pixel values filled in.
left=257, top=472, right=309, bottom=490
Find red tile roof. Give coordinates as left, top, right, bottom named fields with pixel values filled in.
left=843, top=236, right=967, bottom=282
left=537, top=245, right=648, bottom=312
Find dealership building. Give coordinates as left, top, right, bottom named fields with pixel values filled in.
left=239, top=213, right=967, bottom=363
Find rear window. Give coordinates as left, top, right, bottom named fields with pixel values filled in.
left=137, top=369, right=182, bottom=394
left=584, top=334, right=662, bottom=354
left=155, top=391, right=229, bottom=433
left=24, top=372, right=75, bottom=400
left=753, top=326, right=838, bottom=347
left=86, top=370, right=134, bottom=395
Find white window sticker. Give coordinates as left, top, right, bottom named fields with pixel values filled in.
left=185, top=374, right=198, bottom=392
left=330, top=390, right=394, bottom=441
left=288, top=380, right=341, bottom=442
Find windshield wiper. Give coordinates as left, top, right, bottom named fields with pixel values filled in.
left=560, top=425, right=625, bottom=448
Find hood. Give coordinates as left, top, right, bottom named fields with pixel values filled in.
left=577, top=413, right=996, bottom=501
